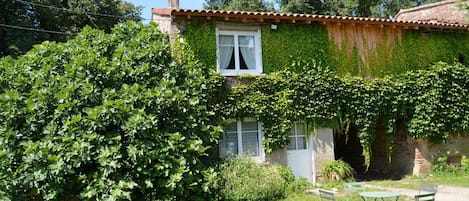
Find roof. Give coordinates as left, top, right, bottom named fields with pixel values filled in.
left=152, top=8, right=468, bottom=30
left=394, top=0, right=468, bottom=25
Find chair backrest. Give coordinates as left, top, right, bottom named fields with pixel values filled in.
left=419, top=184, right=438, bottom=194
left=343, top=182, right=366, bottom=192
left=415, top=192, right=436, bottom=201
left=319, top=189, right=336, bottom=201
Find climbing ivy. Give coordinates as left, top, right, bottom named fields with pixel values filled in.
left=222, top=61, right=469, bottom=166
left=261, top=24, right=329, bottom=73
left=183, top=20, right=468, bottom=78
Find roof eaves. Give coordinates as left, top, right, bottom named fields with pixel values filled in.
left=152, top=8, right=469, bottom=30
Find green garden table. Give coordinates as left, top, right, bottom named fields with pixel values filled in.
left=359, top=191, right=400, bottom=201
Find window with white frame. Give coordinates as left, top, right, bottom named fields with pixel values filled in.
left=287, top=122, right=307, bottom=150
left=219, top=120, right=263, bottom=160
left=216, top=28, right=262, bottom=75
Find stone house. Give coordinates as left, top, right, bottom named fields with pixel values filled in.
left=152, top=0, right=468, bottom=182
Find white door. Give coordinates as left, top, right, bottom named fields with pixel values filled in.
left=287, top=123, right=314, bottom=181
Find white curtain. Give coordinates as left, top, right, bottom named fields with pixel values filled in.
left=239, top=35, right=256, bottom=70
left=218, top=35, right=234, bottom=70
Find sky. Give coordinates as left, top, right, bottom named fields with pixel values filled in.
left=127, top=0, right=205, bottom=22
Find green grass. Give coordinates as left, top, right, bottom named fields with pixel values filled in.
left=282, top=191, right=413, bottom=201
left=368, top=174, right=469, bottom=188
left=283, top=173, right=469, bottom=201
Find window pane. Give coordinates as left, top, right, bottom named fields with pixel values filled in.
left=297, top=136, right=307, bottom=150
left=219, top=35, right=234, bottom=45
left=238, top=35, right=256, bottom=70
left=225, top=122, right=237, bottom=133
left=242, top=121, right=258, bottom=131
left=287, top=137, right=296, bottom=150
left=288, top=128, right=296, bottom=137
left=219, top=132, right=238, bottom=157
left=220, top=122, right=238, bottom=157
left=241, top=121, right=259, bottom=156
left=287, top=122, right=307, bottom=150
left=242, top=131, right=258, bottom=156
left=296, top=122, right=305, bottom=136
left=238, top=35, right=254, bottom=47
left=218, top=35, right=234, bottom=70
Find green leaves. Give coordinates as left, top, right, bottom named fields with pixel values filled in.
left=226, top=61, right=469, bottom=166
left=0, top=21, right=224, bottom=200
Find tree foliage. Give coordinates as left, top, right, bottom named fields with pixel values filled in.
left=0, top=0, right=141, bottom=57
left=0, top=21, right=226, bottom=200
left=204, top=0, right=275, bottom=12
left=204, top=0, right=443, bottom=17
left=278, top=0, right=443, bottom=17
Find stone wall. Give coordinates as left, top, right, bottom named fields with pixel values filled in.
left=411, top=134, right=469, bottom=175
left=313, top=128, right=335, bottom=174
left=370, top=119, right=469, bottom=176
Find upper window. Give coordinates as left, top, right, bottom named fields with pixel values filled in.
left=219, top=120, right=264, bottom=161
left=216, top=28, right=262, bottom=76
left=287, top=122, right=307, bottom=150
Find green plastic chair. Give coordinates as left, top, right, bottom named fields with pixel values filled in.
left=414, top=184, right=437, bottom=201
left=415, top=192, right=435, bottom=201
left=319, top=189, right=336, bottom=201
left=343, top=182, right=366, bottom=201
left=418, top=184, right=438, bottom=194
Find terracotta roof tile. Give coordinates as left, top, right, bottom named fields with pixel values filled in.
left=152, top=8, right=468, bottom=30
left=394, top=0, right=468, bottom=25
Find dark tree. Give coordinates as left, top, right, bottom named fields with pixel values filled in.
left=277, top=0, right=444, bottom=18
left=0, top=0, right=141, bottom=57
left=204, top=0, right=275, bottom=12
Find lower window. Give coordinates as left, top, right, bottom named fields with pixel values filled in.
left=219, top=120, right=263, bottom=160
left=287, top=122, right=307, bottom=150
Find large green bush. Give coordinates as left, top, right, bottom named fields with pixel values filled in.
left=220, top=157, right=287, bottom=201
left=0, top=22, right=226, bottom=200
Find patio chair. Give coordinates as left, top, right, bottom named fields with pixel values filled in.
left=414, top=192, right=436, bottom=201
left=418, top=183, right=438, bottom=194
left=343, top=182, right=366, bottom=201
left=319, top=189, right=336, bottom=201
left=414, top=184, right=437, bottom=201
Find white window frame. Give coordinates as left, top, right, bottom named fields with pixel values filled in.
left=216, top=28, right=263, bottom=76
left=219, top=119, right=265, bottom=162
left=287, top=122, right=307, bottom=150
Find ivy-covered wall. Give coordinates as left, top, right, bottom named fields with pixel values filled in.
left=261, top=24, right=329, bottom=73
left=184, top=20, right=217, bottom=69
left=179, top=19, right=469, bottom=166
left=182, top=19, right=468, bottom=77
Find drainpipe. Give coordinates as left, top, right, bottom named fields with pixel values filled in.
left=311, top=134, right=317, bottom=184
left=168, top=0, right=179, bottom=9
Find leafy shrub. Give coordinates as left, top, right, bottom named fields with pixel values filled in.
left=286, top=178, right=313, bottom=194
left=276, top=165, right=312, bottom=194
left=432, top=151, right=468, bottom=175
left=219, top=156, right=287, bottom=201
left=0, top=22, right=226, bottom=200
left=277, top=164, right=296, bottom=184
left=321, top=160, right=355, bottom=182
left=461, top=155, right=469, bottom=173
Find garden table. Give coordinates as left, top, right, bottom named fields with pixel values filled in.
left=359, top=191, right=400, bottom=201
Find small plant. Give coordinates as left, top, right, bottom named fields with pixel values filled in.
left=461, top=155, right=469, bottom=173
left=286, top=178, right=313, bottom=194
left=277, top=165, right=296, bottom=184
left=219, top=156, right=287, bottom=201
left=321, top=160, right=355, bottom=182
left=432, top=151, right=460, bottom=175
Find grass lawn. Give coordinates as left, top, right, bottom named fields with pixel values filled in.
left=368, top=174, right=469, bottom=188
left=283, top=173, right=469, bottom=201
left=282, top=192, right=414, bottom=201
